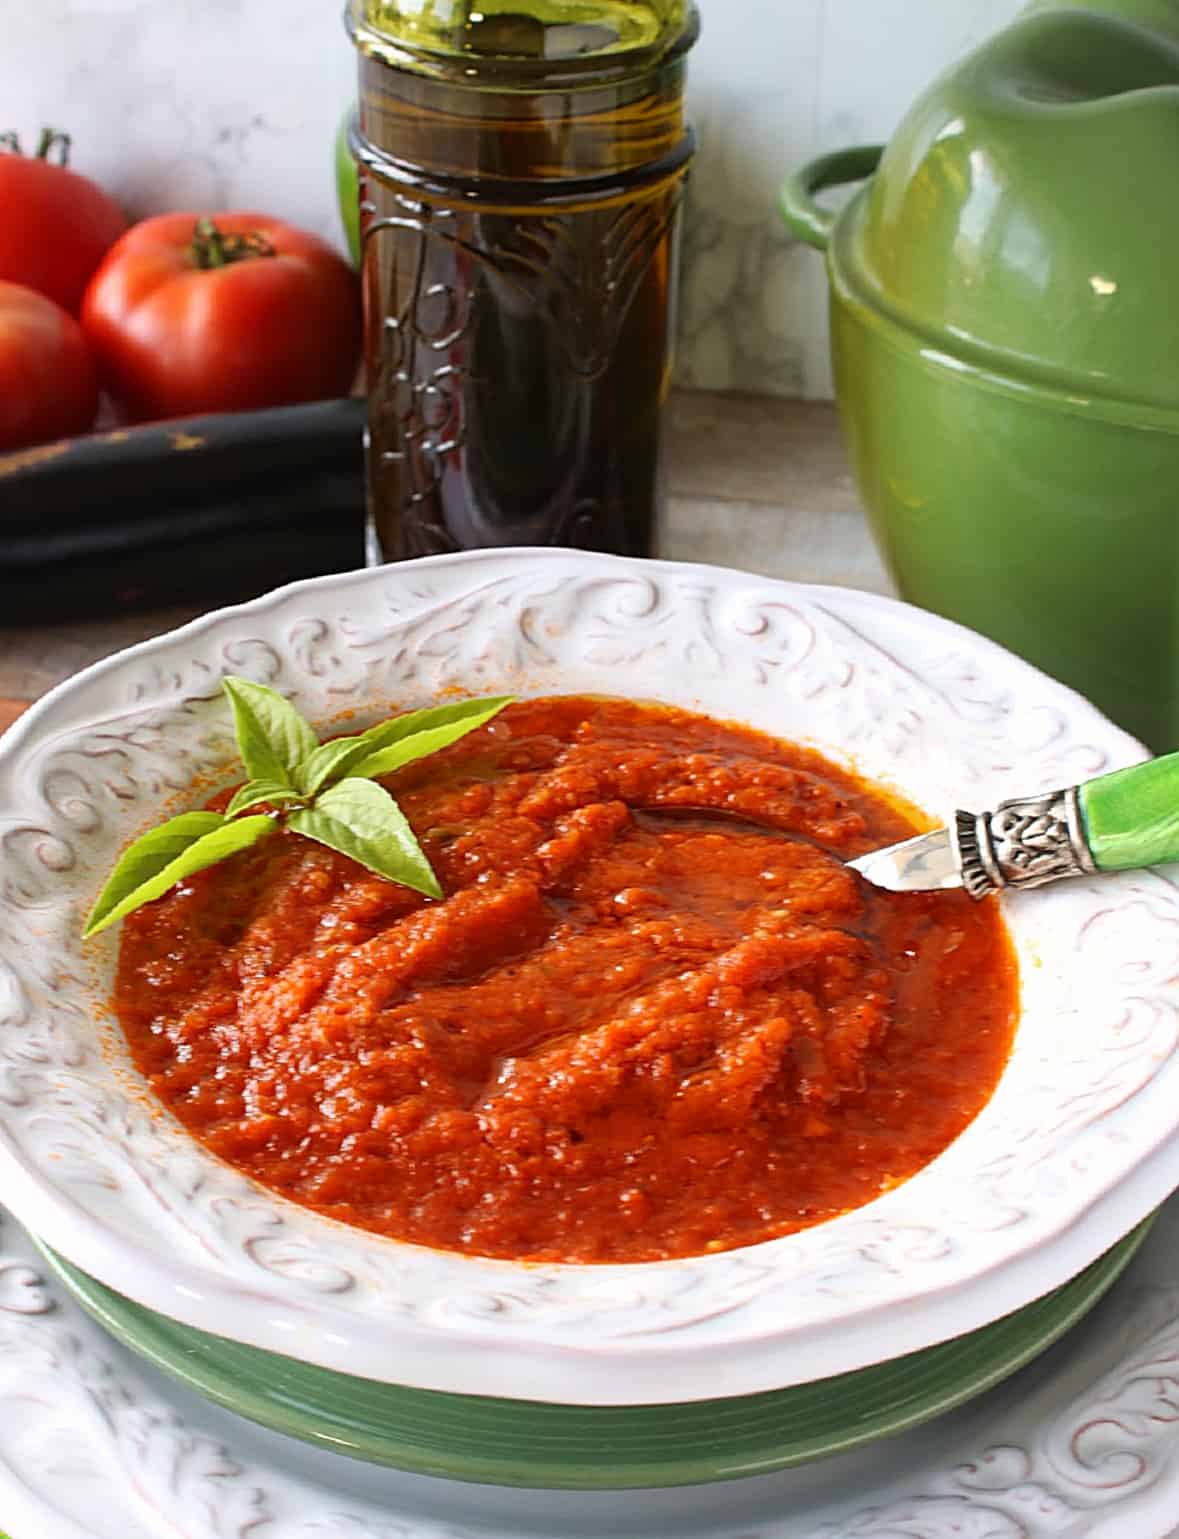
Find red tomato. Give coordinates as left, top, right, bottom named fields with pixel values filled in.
left=0, top=280, right=98, bottom=451
left=81, top=213, right=362, bottom=421
left=0, top=133, right=126, bottom=314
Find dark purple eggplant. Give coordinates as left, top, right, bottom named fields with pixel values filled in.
left=0, top=398, right=367, bottom=620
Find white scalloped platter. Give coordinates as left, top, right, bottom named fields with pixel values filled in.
left=1, top=549, right=1177, bottom=1407
left=5, top=1201, right=1179, bottom=1537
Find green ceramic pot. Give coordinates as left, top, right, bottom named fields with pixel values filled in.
left=335, top=108, right=362, bottom=268
left=781, top=4, right=1179, bottom=752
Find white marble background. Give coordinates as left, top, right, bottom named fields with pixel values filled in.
left=4, top=0, right=1027, bottom=398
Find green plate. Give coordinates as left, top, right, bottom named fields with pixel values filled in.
left=38, top=1222, right=1152, bottom=1491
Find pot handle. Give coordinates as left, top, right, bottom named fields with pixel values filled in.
left=779, top=145, right=884, bottom=251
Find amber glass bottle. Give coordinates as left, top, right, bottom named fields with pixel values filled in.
left=346, top=0, right=699, bottom=561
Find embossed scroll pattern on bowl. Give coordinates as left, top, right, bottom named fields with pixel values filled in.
left=0, top=549, right=1176, bottom=1406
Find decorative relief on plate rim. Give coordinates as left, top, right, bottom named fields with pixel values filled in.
left=0, top=552, right=1173, bottom=1388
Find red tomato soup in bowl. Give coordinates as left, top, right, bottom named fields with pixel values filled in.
left=112, top=695, right=1016, bottom=1265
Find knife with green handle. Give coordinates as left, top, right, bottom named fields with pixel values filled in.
left=851, top=753, right=1179, bottom=898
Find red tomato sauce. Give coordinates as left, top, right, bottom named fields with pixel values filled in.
left=114, top=697, right=1017, bottom=1264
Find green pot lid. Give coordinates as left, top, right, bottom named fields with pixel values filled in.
left=37, top=1221, right=1152, bottom=1491
left=1023, top=0, right=1179, bottom=34
left=844, top=4, right=1179, bottom=412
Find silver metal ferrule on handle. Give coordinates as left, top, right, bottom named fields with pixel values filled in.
left=952, top=787, right=1097, bottom=900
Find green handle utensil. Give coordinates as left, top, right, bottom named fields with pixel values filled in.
left=1082, top=754, right=1179, bottom=872
left=852, top=753, right=1179, bottom=898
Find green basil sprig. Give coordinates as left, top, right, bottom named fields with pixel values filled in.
left=83, top=679, right=512, bottom=938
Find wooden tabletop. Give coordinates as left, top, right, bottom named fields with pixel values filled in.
left=0, top=393, right=888, bottom=724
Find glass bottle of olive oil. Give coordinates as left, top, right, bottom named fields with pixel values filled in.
left=346, top=0, right=699, bottom=561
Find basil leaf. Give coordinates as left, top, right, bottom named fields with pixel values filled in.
left=222, top=677, right=318, bottom=787
left=289, top=779, right=443, bottom=899
left=225, top=779, right=304, bottom=818
left=296, top=696, right=513, bottom=794
left=346, top=697, right=513, bottom=783
left=83, top=814, right=275, bottom=937
left=83, top=811, right=225, bottom=937
left=294, top=736, right=374, bottom=797
left=354, top=695, right=514, bottom=761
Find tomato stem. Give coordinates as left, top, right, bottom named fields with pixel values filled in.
left=36, top=128, right=71, bottom=164
left=0, top=129, right=72, bottom=163
left=190, top=217, right=276, bottom=270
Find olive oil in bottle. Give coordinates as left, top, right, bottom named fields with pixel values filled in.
left=346, top=0, right=699, bottom=560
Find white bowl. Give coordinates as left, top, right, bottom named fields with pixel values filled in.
left=0, top=549, right=1175, bottom=1407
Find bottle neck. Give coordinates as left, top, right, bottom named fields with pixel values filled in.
left=348, top=0, right=698, bottom=86
left=350, top=3, right=698, bottom=186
